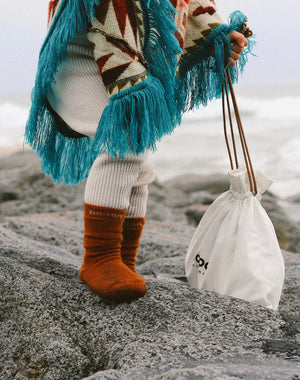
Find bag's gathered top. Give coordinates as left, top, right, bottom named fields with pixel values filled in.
left=25, top=0, right=254, bottom=185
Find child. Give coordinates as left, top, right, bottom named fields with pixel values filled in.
left=25, top=0, right=249, bottom=302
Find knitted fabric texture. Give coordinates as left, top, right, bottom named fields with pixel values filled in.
left=79, top=204, right=147, bottom=301
left=25, top=0, right=254, bottom=185
left=121, top=217, right=146, bottom=273
left=84, top=151, right=154, bottom=217
left=46, top=33, right=109, bottom=137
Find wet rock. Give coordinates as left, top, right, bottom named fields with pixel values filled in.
left=3, top=211, right=84, bottom=257
left=189, top=190, right=217, bottom=205
left=164, top=174, right=229, bottom=194
left=185, top=204, right=210, bottom=226
left=138, top=256, right=187, bottom=282
left=145, top=197, right=184, bottom=223
left=0, top=150, right=36, bottom=171
left=262, top=194, right=300, bottom=253
left=83, top=359, right=299, bottom=380
left=278, top=198, right=300, bottom=223
left=0, top=190, right=19, bottom=202
left=146, top=180, right=190, bottom=223
left=137, top=220, right=194, bottom=265
left=276, top=251, right=300, bottom=315
left=148, top=180, right=191, bottom=208
left=287, top=193, right=300, bottom=203
left=0, top=152, right=85, bottom=217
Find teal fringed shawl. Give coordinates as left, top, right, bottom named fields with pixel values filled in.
left=24, top=0, right=254, bottom=185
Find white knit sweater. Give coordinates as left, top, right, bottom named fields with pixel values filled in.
left=46, top=32, right=109, bottom=138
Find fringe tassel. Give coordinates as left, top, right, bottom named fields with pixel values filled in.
left=141, top=0, right=181, bottom=123
left=38, top=0, right=99, bottom=94
left=25, top=0, right=99, bottom=185
left=26, top=102, right=93, bottom=185
left=176, top=11, right=255, bottom=115
left=88, top=75, right=173, bottom=160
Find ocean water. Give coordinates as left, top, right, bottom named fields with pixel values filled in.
left=0, top=83, right=300, bottom=198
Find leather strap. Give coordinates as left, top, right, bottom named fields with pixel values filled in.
left=46, top=100, right=87, bottom=139
left=222, top=67, right=257, bottom=195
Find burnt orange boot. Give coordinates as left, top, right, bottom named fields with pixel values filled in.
left=78, top=204, right=147, bottom=302
left=121, top=217, right=145, bottom=274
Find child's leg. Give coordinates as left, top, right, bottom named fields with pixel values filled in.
left=84, top=152, right=145, bottom=210
left=79, top=152, right=153, bottom=302
left=121, top=152, right=155, bottom=271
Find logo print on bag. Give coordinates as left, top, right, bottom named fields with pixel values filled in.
left=193, top=254, right=208, bottom=275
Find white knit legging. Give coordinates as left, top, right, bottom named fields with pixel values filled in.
left=84, top=151, right=155, bottom=217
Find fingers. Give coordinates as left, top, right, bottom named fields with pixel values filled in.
left=231, top=44, right=243, bottom=54
left=229, top=58, right=236, bottom=66
left=231, top=50, right=240, bottom=61
left=229, top=30, right=248, bottom=65
left=229, top=51, right=241, bottom=66
left=229, top=30, right=248, bottom=48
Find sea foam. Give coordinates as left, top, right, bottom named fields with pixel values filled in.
left=184, top=96, right=300, bottom=123
left=0, top=101, right=29, bottom=146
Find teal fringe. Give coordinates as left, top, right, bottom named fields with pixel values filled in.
left=37, top=0, right=100, bottom=96
left=141, top=0, right=181, bottom=123
left=32, top=105, right=93, bottom=185
left=25, top=0, right=101, bottom=184
left=87, top=74, right=174, bottom=160
left=176, top=10, right=255, bottom=115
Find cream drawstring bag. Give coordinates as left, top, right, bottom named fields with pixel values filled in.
left=185, top=69, right=285, bottom=310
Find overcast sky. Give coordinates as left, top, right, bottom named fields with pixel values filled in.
left=1, top=0, right=300, bottom=93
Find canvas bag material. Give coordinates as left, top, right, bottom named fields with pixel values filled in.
left=185, top=168, right=285, bottom=310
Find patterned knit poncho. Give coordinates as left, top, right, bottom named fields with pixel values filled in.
left=25, top=0, right=253, bottom=185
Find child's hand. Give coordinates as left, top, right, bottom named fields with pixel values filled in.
left=229, top=31, right=248, bottom=66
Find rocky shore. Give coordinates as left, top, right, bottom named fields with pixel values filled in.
left=0, top=151, right=299, bottom=379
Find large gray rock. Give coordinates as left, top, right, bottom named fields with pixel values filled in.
left=278, top=198, right=300, bottom=223
left=136, top=220, right=194, bottom=265
left=146, top=180, right=191, bottom=223
left=287, top=193, right=300, bottom=204
left=83, top=359, right=299, bottom=380
left=0, top=150, right=299, bottom=379
left=2, top=211, right=84, bottom=257
left=261, top=193, right=300, bottom=253
left=0, top=213, right=299, bottom=380
left=164, top=174, right=229, bottom=194
left=0, top=151, right=85, bottom=217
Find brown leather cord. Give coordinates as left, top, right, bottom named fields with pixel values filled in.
left=222, top=68, right=258, bottom=195
left=223, top=78, right=239, bottom=169
left=226, top=69, right=258, bottom=195
left=222, top=84, right=234, bottom=170
left=224, top=72, right=253, bottom=189
left=224, top=74, right=254, bottom=194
